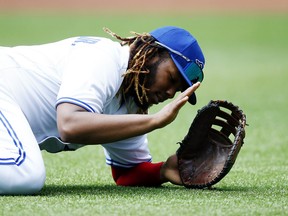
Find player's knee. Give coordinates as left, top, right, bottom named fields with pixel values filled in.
left=0, top=167, right=46, bottom=195
left=23, top=169, right=46, bottom=194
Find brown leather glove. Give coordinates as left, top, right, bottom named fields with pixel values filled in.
left=177, top=100, right=247, bottom=189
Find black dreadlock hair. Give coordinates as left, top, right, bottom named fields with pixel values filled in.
left=104, top=27, right=169, bottom=113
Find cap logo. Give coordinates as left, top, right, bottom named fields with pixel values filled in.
left=195, top=59, right=204, bottom=69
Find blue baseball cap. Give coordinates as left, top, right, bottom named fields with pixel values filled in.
left=150, top=26, right=205, bottom=105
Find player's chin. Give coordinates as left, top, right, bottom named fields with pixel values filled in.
left=143, top=100, right=155, bottom=110
left=138, top=94, right=164, bottom=109
left=147, top=94, right=160, bottom=105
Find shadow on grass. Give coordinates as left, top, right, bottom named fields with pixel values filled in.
left=38, top=183, right=252, bottom=196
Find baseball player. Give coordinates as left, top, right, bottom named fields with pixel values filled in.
left=0, top=26, right=205, bottom=194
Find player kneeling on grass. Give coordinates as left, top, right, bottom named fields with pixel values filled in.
left=0, top=26, right=205, bottom=195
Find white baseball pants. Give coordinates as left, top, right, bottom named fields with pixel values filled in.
left=0, top=76, right=46, bottom=195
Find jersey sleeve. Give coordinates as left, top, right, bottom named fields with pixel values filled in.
left=111, top=161, right=165, bottom=186
left=56, top=37, right=128, bottom=113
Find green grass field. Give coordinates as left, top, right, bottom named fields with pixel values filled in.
left=0, top=11, right=287, bottom=216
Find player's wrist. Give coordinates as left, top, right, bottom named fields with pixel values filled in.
left=160, top=154, right=182, bottom=185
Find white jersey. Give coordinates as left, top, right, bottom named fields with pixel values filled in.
left=0, top=37, right=152, bottom=168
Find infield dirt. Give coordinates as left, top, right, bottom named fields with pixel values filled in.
left=0, top=0, right=287, bottom=12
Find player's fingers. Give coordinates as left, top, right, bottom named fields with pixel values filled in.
left=173, top=82, right=201, bottom=110
left=182, top=82, right=201, bottom=98
left=174, top=96, right=188, bottom=109
left=174, top=82, right=201, bottom=105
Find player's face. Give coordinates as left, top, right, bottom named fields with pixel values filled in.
left=145, top=57, right=187, bottom=105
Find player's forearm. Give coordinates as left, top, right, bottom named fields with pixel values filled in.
left=57, top=84, right=200, bottom=144
left=58, top=111, right=160, bottom=144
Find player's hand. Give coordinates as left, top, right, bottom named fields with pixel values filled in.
left=153, top=82, right=200, bottom=128
left=160, top=154, right=182, bottom=185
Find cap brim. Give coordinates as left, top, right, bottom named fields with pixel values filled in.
left=188, top=93, right=197, bottom=105
left=170, top=54, right=197, bottom=105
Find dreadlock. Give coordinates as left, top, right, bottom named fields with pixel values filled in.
left=104, top=27, right=167, bottom=113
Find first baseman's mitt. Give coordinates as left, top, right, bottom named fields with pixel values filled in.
left=177, top=100, right=246, bottom=189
